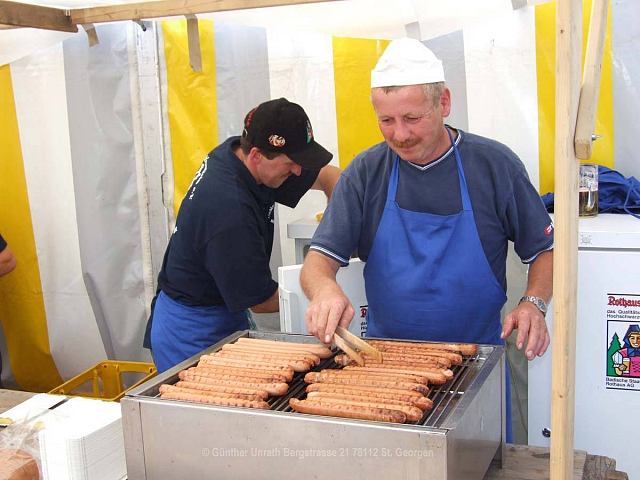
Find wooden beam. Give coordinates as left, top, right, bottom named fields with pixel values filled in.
left=574, top=0, right=609, bottom=160
left=70, top=0, right=341, bottom=25
left=550, top=0, right=582, bottom=479
left=0, top=1, right=77, bottom=32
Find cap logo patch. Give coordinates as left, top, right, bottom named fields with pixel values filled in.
left=268, top=135, right=286, bottom=147
left=306, top=120, right=313, bottom=143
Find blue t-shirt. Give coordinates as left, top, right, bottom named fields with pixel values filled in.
left=158, top=136, right=318, bottom=311
left=310, top=128, right=553, bottom=291
left=0, top=234, right=6, bottom=252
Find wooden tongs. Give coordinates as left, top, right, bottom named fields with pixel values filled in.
left=333, top=326, right=383, bottom=366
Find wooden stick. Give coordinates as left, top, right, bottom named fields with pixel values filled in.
left=336, top=326, right=383, bottom=362
left=186, top=15, right=202, bottom=73
left=551, top=0, right=582, bottom=479
left=574, top=0, right=609, bottom=160
left=333, top=334, right=364, bottom=367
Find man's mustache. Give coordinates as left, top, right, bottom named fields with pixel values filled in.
left=392, top=139, right=419, bottom=149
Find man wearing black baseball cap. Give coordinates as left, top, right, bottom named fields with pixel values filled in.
left=145, top=98, right=340, bottom=372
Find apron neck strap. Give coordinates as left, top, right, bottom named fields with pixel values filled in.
left=388, top=127, right=473, bottom=211
left=446, top=127, right=473, bottom=211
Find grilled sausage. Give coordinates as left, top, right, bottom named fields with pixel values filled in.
left=187, top=365, right=290, bottom=383
left=289, top=398, right=406, bottom=423
left=366, top=350, right=455, bottom=364
left=343, top=365, right=450, bottom=384
left=159, top=384, right=269, bottom=409
left=305, top=368, right=429, bottom=385
left=302, top=394, right=423, bottom=421
left=213, top=351, right=313, bottom=371
left=333, top=353, right=450, bottom=369
left=198, top=355, right=296, bottom=375
left=195, top=378, right=287, bottom=396
left=304, top=372, right=429, bottom=394
left=220, top=344, right=321, bottom=365
left=175, top=381, right=264, bottom=401
left=305, top=382, right=424, bottom=398
left=306, top=388, right=433, bottom=410
left=235, top=337, right=333, bottom=358
left=368, top=339, right=477, bottom=356
left=177, top=371, right=269, bottom=399
left=367, top=343, right=466, bottom=363
left=194, top=362, right=293, bottom=382
left=369, top=350, right=462, bottom=365
left=179, top=376, right=288, bottom=396
left=327, top=368, right=429, bottom=384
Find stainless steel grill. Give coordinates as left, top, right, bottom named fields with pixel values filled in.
left=122, top=331, right=504, bottom=480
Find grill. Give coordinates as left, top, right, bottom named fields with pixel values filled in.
left=122, top=331, right=505, bottom=480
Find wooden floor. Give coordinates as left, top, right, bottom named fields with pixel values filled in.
left=0, top=389, right=629, bottom=479
left=485, top=444, right=586, bottom=479
left=484, top=444, right=626, bottom=480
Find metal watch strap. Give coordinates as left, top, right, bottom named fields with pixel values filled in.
left=519, top=295, right=548, bottom=317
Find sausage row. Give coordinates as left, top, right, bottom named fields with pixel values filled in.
left=158, top=337, right=332, bottom=408
left=289, top=339, right=477, bottom=423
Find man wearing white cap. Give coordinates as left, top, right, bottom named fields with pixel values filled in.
left=301, top=39, right=554, bottom=438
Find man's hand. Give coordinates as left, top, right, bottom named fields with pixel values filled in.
left=0, top=244, right=16, bottom=277
left=301, top=251, right=353, bottom=344
left=501, top=301, right=550, bottom=361
left=305, top=284, right=354, bottom=345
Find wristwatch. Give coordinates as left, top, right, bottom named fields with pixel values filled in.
left=519, top=295, right=548, bottom=317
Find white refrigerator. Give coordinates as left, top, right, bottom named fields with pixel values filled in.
left=278, top=258, right=368, bottom=337
left=528, top=214, right=640, bottom=473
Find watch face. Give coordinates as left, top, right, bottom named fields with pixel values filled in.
left=521, top=296, right=546, bottom=315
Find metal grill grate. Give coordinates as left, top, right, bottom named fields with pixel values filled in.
left=420, top=351, right=484, bottom=427
left=147, top=332, right=493, bottom=429
left=269, top=349, right=488, bottom=428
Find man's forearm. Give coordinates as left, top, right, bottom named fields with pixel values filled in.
left=301, top=250, right=341, bottom=299
left=524, top=249, right=553, bottom=302
left=312, top=165, right=341, bottom=199
left=250, top=288, right=280, bottom=314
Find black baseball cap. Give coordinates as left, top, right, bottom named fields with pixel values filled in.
left=242, top=98, right=333, bottom=170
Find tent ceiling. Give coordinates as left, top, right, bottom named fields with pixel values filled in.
left=1, top=0, right=550, bottom=35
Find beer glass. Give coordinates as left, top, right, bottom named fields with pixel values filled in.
left=579, top=163, right=598, bottom=217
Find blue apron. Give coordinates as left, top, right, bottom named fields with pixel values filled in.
left=150, top=291, right=249, bottom=373
left=363, top=129, right=512, bottom=440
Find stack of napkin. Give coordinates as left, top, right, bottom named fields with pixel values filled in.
left=0, top=394, right=126, bottom=480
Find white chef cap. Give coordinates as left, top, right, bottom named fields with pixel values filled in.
left=371, top=38, right=445, bottom=88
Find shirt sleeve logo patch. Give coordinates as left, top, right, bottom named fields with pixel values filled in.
left=544, top=222, right=554, bottom=236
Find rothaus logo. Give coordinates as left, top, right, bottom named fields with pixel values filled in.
left=608, top=295, right=640, bottom=308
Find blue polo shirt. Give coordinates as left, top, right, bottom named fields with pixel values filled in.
left=310, top=128, right=553, bottom=291
left=158, top=136, right=318, bottom=311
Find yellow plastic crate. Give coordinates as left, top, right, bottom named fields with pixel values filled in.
left=49, top=360, right=156, bottom=402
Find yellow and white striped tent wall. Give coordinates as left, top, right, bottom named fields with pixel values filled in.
left=0, top=1, right=631, bottom=391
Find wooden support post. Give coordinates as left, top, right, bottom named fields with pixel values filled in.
left=551, top=0, right=582, bottom=479
left=574, top=0, right=609, bottom=160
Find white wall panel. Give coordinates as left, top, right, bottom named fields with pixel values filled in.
left=464, top=8, right=541, bottom=188
left=11, top=44, right=107, bottom=378
left=267, top=30, right=340, bottom=267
